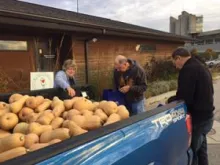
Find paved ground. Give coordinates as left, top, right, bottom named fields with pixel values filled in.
left=148, top=79, right=220, bottom=164
left=208, top=80, right=220, bottom=164
left=208, top=144, right=220, bottom=165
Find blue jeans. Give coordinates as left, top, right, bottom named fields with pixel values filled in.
left=191, top=118, right=213, bottom=165
left=126, top=99, right=146, bottom=116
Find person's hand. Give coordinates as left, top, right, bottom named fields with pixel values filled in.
left=66, top=87, right=76, bottom=97
left=119, top=85, right=130, bottom=93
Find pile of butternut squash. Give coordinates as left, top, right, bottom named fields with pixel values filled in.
left=0, top=94, right=130, bottom=163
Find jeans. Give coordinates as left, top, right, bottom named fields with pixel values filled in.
left=126, top=99, right=146, bottom=116
left=191, top=118, right=213, bottom=165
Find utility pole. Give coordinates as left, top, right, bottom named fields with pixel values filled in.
left=77, top=0, right=79, bottom=13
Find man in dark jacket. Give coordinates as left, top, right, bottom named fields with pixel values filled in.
left=168, top=47, right=214, bottom=165
left=114, top=55, right=147, bottom=115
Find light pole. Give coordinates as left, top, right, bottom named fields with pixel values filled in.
left=77, top=0, right=79, bottom=13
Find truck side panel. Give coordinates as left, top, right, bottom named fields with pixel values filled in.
left=36, top=103, right=189, bottom=165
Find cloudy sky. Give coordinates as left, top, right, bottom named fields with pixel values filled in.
left=20, top=0, right=220, bottom=32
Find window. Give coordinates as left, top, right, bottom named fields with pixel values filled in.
left=195, top=41, right=204, bottom=45
left=215, top=38, right=220, bottom=43
left=0, top=40, right=28, bottom=51
left=136, top=44, right=156, bottom=53
left=206, top=39, right=213, bottom=44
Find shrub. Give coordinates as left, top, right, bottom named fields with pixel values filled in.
left=146, top=80, right=177, bottom=98
left=144, top=57, right=178, bottom=82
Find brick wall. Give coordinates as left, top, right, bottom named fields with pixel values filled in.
left=72, top=36, right=183, bottom=99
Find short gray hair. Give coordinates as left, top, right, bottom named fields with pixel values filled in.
left=115, top=55, right=127, bottom=64
left=62, top=59, right=77, bottom=70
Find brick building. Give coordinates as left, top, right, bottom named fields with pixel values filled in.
left=0, top=0, right=192, bottom=96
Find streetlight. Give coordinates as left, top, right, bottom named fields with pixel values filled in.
left=77, top=0, right=79, bottom=13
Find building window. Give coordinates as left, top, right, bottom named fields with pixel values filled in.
left=215, top=38, right=220, bottom=43
left=136, top=44, right=156, bottom=53
left=195, top=41, right=204, bottom=45
left=206, top=39, right=213, bottom=44
left=0, top=40, right=28, bottom=51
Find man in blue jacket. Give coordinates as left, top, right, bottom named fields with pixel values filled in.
left=114, top=55, right=147, bottom=115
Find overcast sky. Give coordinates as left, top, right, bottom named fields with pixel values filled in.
left=20, top=0, right=220, bottom=32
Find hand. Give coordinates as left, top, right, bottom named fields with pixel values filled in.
left=66, top=87, right=76, bottom=97
left=119, top=85, right=130, bottom=93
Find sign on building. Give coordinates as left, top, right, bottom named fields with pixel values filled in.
left=30, top=72, right=54, bottom=90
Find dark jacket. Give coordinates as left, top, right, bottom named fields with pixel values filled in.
left=169, top=57, right=214, bottom=124
left=114, top=59, right=147, bottom=102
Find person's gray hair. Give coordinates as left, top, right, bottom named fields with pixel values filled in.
left=115, top=55, right=127, bottom=64
left=62, top=59, right=77, bottom=71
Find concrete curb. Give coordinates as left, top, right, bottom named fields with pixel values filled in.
left=146, top=90, right=176, bottom=106
left=146, top=75, right=220, bottom=107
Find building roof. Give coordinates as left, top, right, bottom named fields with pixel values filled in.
left=199, top=29, right=220, bottom=36
left=0, top=0, right=193, bottom=42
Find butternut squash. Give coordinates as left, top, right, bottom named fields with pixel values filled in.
left=18, top=107, right=34, bottom=121
left=51, top=97, right=63, bottom=109
left=0, top=147, right=26, bottom=163
left=66, top=109, right=81, bottom=117
left=71, top=97, right=82, bottom=105
left=117, top=105, right=129, bottom=120
left=26, top=96, right=44, bottom=109
left=51, top=117, right=64, bottom=129
left=94, top=109, right=108, bottom=123
left=28, top=143, right=49, bottom=152
left=27, top=122, right=52, bottom=136
left=0, top=108, right=10, bottom=117
left=73, top=98, right=94, bottom=112
left=68, top=121, right=88, bottom=136
left=35, top=99, right=52, bottom=113
left=62, top=120, right=70, bottom=128
left=37, top=114, right=54, bottom=125
left=0, top=133, right=25, bottom=153
left=98, top=101, right=118, bottom=116
left=104, top=113, right=121, bottom=126
left=52, top=103, right=65, bottom=117
left=39, top=110, right=53, bottom=117
left=28, top=139, right=62, bottom=152
left=10, top=95, right=29, bottom=114
left=87, top=100, right=96, bottom=111
left=81, top=110, right=93, bottom=117
left=13, top=122, right=29, bottom=134
left=0, top=102, right=9, bottom=110
left=91, top=102, right=99, bottom=111
left=67, top=115, right=86, bottom=128
left=26, top=112, right=41, bottom=123
left=62, top=111, right=68, bottom=119
left=24, top=133, right=39, bottom=149
left=84, top=115, right=102, bottom=130
left=48, top=139, right=62, bottom=145
left=0, top=129, right=10, bottom=139
left=9, top=94, right=23, bottom=104
left=63, top=99, right=75, bottom=110
left=0, top=113, right=19, bottom=131
left=40, top=128, right=70, bottom=143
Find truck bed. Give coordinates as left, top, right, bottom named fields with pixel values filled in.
left=1, top=100, right=192, bottom=165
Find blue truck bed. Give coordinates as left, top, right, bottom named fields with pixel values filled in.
left=2, top=100, right=193, bottom=165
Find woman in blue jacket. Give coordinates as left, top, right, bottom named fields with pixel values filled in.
left=54, top=59, right=77, bottom=98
